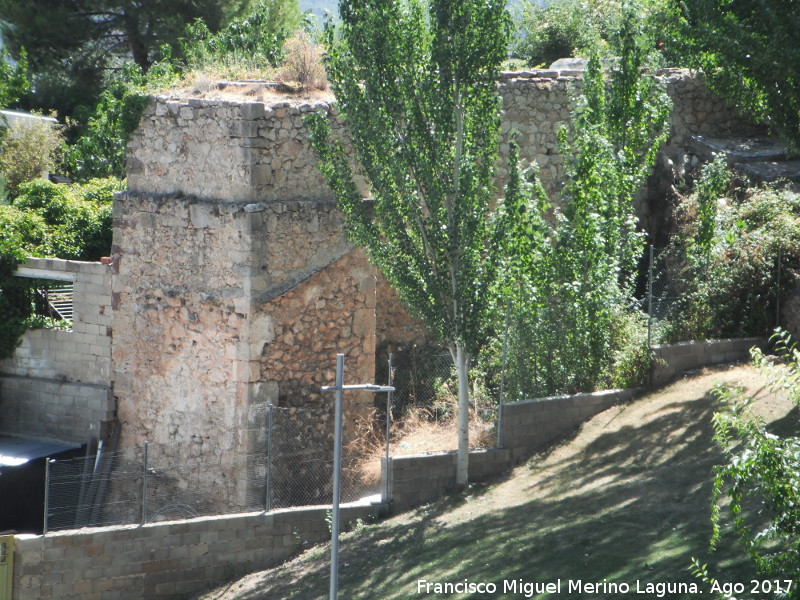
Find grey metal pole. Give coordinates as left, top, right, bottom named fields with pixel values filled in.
left=330, top=354, right=345, bottom=600
left=384, top=353, right=393, bottom=502
left=498, top=297, right=512, bottom=448
left=43, top=458, right=52, bottom=535
left=776, top=248, right=782, bottom=328
left=266, top=403, right=274, bottom=512
left=647, top=244, right=654, bottom=349
left=142, top=442, right=149, bottom=525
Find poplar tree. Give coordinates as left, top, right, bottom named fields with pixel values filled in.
left=307, top=0, right=526, bottom=487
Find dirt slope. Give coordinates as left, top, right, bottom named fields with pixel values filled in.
left=197, top=363, right=798, bottom=600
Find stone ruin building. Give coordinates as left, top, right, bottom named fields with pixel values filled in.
left=0, top=68, right=768, bottom=517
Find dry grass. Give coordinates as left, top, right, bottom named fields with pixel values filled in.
left=348, top=406, right=498, bottom=491
left=274, top=31, right=328, bottom=92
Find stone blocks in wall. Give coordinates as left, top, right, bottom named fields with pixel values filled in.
left=0, top=258, right=114, bottom=443
left=127, top=70, right=755, bottom=215
left=127, top=98, right=342, bottom=204
left=501, top=389, right=637, bottom=464
left=12, top=503, right=382, bottom=600
left=385, top=388, right=636, bottom=513
left=649, top=337, right=767, bottom=387
left=112, top=190, right=376, bottom=479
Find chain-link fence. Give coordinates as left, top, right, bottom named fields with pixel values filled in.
left=645, top=245, right=784, bottom=345
left=382, top=347, right=455, bottom=420
left=645, top=245, right=696, bottom=345
left=44, top=405, right=379, bottom=533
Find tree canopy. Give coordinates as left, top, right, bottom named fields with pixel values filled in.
left=308, top=0, right=526, bottom=486
left=0, top=0, right=251, bottom=113
left=680, top=0, right=800, bottom=149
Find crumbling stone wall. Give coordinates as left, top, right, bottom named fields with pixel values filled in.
left=114, top=69, right=756, bottom=501
left=497, top=69, right=759, bottom=234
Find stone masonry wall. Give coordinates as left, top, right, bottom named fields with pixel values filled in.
left=0, top=258, right=114, bottom=443
left=113, top=70, right=756, bottom=503
left=111, top=193, right=376, bottom=460
left=128, top=70, right=754, bottom=209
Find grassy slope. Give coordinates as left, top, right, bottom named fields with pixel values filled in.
left=198, top=364, right=798, bottom=600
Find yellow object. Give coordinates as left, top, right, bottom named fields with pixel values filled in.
left=0, top=536, right=13, bottom=600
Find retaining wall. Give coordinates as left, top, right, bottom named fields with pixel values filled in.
left=384, top=337, right=766, bottom=513
left=12, top=502, right=381, bottom=600
left=384, top=388, right=638, bottom=512
left=650, top=337, right=766, bottom=387
left=0, top=258, right=114, bottom=443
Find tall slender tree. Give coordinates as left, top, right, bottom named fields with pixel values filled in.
left=307, top=0, right=526, bottom=487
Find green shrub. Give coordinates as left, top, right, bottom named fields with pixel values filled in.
left=662, top=176, right=800, bottom=342
left=10, top=177, right=119, bottom=261
left=179, top=0, right=300, bottom=76
left=511, top=0, right=686, bottom=68
left=0, top=205, right=48, bottom=254
left=64, top=67, right=155, bottom=182
left=702, top=330, right=800, bottom=594
left=512, top=0, right=595, bottom=68
left=0, top=114, right=64, bottom=196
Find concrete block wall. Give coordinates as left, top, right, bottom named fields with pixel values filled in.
left=12, top=502, right=381, bottom=600
left=0, top=258, right=114, bottom=443
left=383, top=338, right=764, bottom=513
left=650, top=337, right=766, bottom=387
left=501, top=389, right=639, bottom=463
left=385, top=389, right=637, bottom=512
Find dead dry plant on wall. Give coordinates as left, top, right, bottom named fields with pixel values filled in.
left=275, top=30, right=328, bottom=92
left=350, top=404, right=497, bottom=490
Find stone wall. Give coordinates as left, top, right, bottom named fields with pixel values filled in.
left=111, top=192, right=379, bottom=465
left=127, top=98, right=338, bottom=203
left=113, top=70, right=756, bottom=499
left=11, top=502, right=381, bottom=600
left=128, top=70, right=754, bottom=210
left=649, top=337, right=767, bottom=387
left=0, top=258, right=114, bottom=444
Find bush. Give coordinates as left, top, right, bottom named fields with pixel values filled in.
left=512, top=0, right=594, bottom=68
left=10, top=177, right=119, bottom=261
left=662, top=170, right=800, bottom=342
left=178, top=0, right=300, bottom=77
left=511, top=0, right=686, bottom=68
left=0, top=114, right=64, bottom=196
left=64, top=67, right=158, bottom=182
left=275, top=30, right=327, bottom=91
left=701, top=330, right=800, bottom=595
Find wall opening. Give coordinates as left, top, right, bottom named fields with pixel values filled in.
left=13, top=269, right=75, bottom=329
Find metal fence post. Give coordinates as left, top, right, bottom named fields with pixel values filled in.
left=647, top=244, right=654, bottom=349
left=498, top=297, right=512, bottom=448
left=777, top=248, right=782, bottom=328
left=266, top=403, right=274, bottom=512
left=43, top=458, right=51, bottom=535
left=141, top=442, right=149, bottom=525
left=384, top=354, right=393, bottom=503
left=330, top=354, right=345, bottom=600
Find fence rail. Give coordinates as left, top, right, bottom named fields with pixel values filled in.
left=44, top=405, right=379, bottom=533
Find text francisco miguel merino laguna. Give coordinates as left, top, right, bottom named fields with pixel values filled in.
left=416, top=578, right=703, bottom=597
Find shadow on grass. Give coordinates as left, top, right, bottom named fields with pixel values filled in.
left=228, top=392, right=768, bottom=600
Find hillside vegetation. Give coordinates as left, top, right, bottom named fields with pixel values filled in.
left=197, top=363, right=798, bottom=600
